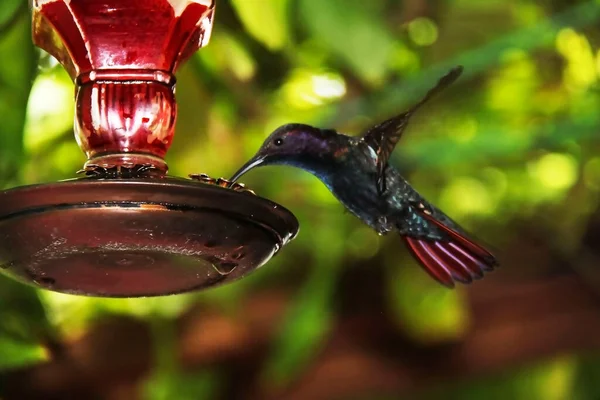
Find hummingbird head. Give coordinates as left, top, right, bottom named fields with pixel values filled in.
left=230, top=123, right=341, bottom=182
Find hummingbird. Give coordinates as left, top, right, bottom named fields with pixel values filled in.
left=230, top=66, right=498, bottom=288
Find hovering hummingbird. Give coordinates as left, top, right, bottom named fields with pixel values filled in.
left=230, top=66, right=498, bottom=288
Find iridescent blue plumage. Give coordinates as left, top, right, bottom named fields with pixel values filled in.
left=230, top=67, right=498, bottom=288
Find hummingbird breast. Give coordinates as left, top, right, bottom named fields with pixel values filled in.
left=327, top=141, right=399, bottom=230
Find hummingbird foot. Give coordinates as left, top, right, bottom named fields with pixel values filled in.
left=375, top=216, right=394, bottom=235
left=189, top=173, right=256, bottom=195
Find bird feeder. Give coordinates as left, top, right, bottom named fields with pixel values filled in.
left=0, top=0, right=298, bottom=297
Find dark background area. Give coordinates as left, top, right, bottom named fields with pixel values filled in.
left=2, top=0, right=600, bottom=399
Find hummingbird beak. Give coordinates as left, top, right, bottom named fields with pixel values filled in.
left=229, top=154, right=267, bottom=182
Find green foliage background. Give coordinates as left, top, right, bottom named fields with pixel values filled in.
left=2, top=0, right=600, bottom=398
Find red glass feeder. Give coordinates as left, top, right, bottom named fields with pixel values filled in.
left=0, top=0, right=298, bottom=297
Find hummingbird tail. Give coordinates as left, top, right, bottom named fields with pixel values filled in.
left=402, top=215, right=498, bottom=288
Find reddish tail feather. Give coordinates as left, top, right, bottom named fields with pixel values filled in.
left=402, top=214, right=498, bottom=288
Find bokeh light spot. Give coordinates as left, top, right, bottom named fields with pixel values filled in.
left=407, top=17, right=438, bottom=47
left=440, top=177, right=495, bottom=216
left=311, top=74, right=346, bottom=100
left=539, top=356, right=578, bottom=400
left=282, top=69, right=346, bottom=109
left=453, top=117, right=478, bottom=143
left=556, top=28, right=597, bottom=90
left=528, top=153, right=578, bottom=190
left=23, top=70, right=74, bottom=153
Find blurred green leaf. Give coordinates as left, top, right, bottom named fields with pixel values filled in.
left=0, top=0, right=54, bottom=375
left=230, top=0, right=290, bottom=51
left=0, top=8, right=37, bottom=186
left=0, top=335, right=46, bottom=370
left=143, top=317, right=221, bottom=400
left=0, top=276, right=55, bottom=370
left=260, top=217, right=347, bottom=389
left=385, top=253, right=470, bottom=344
left=144, top=369, right=219, bottom=400
left=261, top=275, right=333, bottom=388
left=0, top=0, right=23, bottom=33
left=572, top=354, right=600, bottom=400
left=0, top=277, right=54, bottom=345
left=298, top=0, right=396, bottom=85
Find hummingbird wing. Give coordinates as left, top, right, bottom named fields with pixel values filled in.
left=361, top=66, right=464, bottom=194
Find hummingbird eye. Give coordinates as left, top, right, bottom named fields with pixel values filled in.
left=274, top=138, right=284, bottom=146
